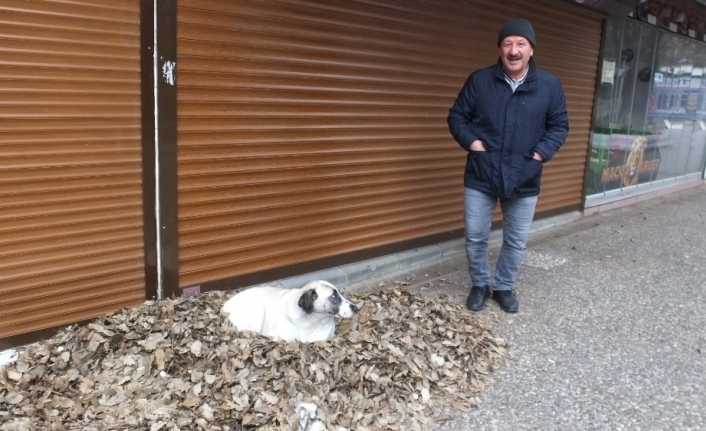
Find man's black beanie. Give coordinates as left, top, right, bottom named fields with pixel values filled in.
left=498, top=18, right=536, bottom=48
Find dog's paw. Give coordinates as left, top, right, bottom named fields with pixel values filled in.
left=296, top=403, right=327, bottom=430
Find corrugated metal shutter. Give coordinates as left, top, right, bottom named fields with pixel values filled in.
left=176, top=0, right=601, bottom=287
left=524, top=2, right=603, bottom=212
left=0, top=0, right=145, bottom=340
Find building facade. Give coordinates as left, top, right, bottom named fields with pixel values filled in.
left=1, top=0, right=703, bottom=349
left=172, top=0, right=602, bottom=295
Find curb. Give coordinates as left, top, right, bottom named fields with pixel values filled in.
left=269, top=211, right=582, bottom=293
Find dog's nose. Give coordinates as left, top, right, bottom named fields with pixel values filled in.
left=350, top=304, right=359, bottom=313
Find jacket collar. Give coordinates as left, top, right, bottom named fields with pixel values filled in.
left=495, top=57, right=537, bottom=91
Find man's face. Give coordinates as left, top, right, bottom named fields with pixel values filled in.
left=499, top=36, right=534, bottom=78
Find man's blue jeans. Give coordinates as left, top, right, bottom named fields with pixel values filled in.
left=463, top=187, right=538, bottom=291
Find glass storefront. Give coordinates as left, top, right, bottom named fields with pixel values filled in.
left=586, top=18, right=706, bottom=205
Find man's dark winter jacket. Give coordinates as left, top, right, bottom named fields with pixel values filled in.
left=447, top=58, right=569, bottom=199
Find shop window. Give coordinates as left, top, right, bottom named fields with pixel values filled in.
left=586, top=17, right=706, bottom=200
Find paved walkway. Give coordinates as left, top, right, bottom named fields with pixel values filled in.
left=360, top=185, right=706, bottom=431
left=3, top=185, right=704, bottom=430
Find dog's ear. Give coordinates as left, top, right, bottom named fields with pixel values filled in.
left=298, top=289, right=317, bottom=314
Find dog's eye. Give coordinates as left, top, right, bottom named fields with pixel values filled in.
left=311, top=290, right=317, bottom=300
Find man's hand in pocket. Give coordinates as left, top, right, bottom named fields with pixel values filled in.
left=470, top=140, right=486, bottom=151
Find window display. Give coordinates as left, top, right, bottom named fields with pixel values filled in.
left=586, top=18, right=706, bottom=200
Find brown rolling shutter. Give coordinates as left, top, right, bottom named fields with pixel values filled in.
left=523, top=2, right=603, bottom=214
left=176, top=0, right=601, bottom=287
left=0, top=1, right=145, bottom=341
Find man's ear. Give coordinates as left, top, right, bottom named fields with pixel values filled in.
left=298, top=289, right=317, bottom=314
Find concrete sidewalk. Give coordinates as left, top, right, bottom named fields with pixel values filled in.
left=359, top=184, right=706, bottom=430
left=2, top=184, right=703, bottom=430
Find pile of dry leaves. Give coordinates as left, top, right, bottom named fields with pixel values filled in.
left=0, top=287, right=508, bottom=431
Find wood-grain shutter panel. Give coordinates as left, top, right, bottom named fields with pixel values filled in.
left=523, top=2, right=603, bottom=213
left=0, top=0, right=145, bottom=341
left=176, top=0, right=602, bottom=287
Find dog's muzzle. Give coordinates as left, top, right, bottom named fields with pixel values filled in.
left=335, top=301, right=358, bottom=318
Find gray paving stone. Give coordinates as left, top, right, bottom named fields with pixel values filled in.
left=437, top=185, right=706, bottom=431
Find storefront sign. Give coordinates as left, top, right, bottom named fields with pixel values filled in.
left=599, top=135, right=662, bottom=187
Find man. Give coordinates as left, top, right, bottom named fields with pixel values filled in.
left=447, top=18, right=569, bottom=313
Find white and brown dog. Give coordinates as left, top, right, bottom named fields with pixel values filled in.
left=221, top=280, right=358, bottom=343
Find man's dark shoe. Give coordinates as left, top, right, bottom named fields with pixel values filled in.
left=492, top=290, right=519, bottom=313
left=466, top=285, right=490, bottom=311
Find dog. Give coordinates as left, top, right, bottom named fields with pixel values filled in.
left=221, top=280, right=359, bottom=343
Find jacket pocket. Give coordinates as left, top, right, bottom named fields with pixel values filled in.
left=517, top=153, right=543, bottom=191
left=469, top=150, right=493, bottom=183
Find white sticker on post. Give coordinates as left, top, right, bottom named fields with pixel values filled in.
left=162, top=60, right=176, bottom=86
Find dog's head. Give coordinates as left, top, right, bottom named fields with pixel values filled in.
left=297, top=280, right=358, bottom=318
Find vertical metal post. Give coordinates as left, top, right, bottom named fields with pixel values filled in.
left=154, top=0, right=179, bottom=299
